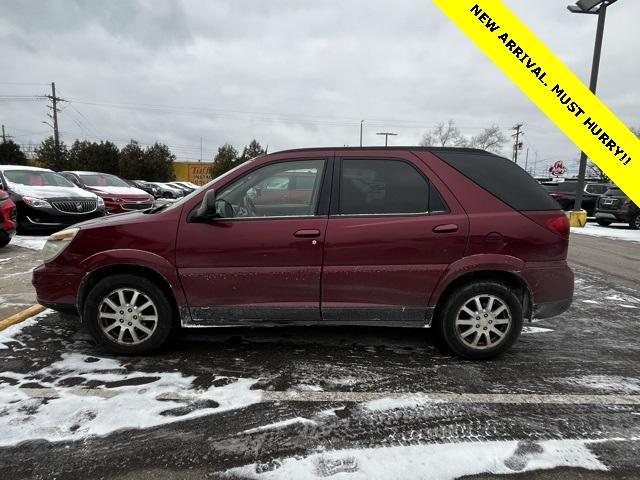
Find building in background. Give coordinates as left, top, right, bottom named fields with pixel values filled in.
left=174, top=162, right=212, bottom=186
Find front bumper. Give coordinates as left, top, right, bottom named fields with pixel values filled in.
left=18, top=205, right=106, bottom=232
left=33, top=264, right=83, bottom=308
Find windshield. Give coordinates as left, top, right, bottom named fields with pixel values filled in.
left=4, top=170, right=76, bottom=188
left=80, top=173, right=129, bottom=187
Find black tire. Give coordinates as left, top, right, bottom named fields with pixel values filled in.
left=596, top=218, right=612, bottom=227
left=630, top=214, right=640, bottom=231
left=0, top=236, right=10, bottom=247
left=437, top=281, right=523, bottom=360
left=83, top=274, right=173, bottom=355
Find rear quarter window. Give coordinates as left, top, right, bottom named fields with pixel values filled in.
left=432, top=151, right=560, bottom=211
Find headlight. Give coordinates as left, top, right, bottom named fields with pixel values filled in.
left=96, top=196, right=105, bottom=207
left=103, top=197, right=122, bottom=203
left=22, top=196, right=52, bottom=209
left=42, top=228, right=79, bottom=263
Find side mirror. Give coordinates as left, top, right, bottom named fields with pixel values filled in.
left=193, top=189, right=217, bottom=221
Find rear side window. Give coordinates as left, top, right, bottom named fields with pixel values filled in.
left=433, top=151, right=559, bottom=211
left=338, top=159, right=447, bottom=215
left=585, top=184, right=609, bottom=195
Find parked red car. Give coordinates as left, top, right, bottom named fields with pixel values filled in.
left=0, top=190, right=17, bottom=247
left=59, top=171, right=154, bottom=214
left=34, top=148, right=573, bottom=359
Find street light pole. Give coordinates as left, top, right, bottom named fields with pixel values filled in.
left=573, top=1, right=609, bottom=213
left=360, top=120, right=364, bottom=147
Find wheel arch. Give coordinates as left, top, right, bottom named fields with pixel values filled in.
left=77, top=254, right=187, bottom=327
left=431, top=259, right=533, bottom=323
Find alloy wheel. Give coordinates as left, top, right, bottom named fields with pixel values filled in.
left=98, top=288, right=158, bottom=345
left=455, top=294, right=512, bottom=350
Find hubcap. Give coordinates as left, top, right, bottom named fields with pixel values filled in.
left=635, top=216, right=640, bottom=229
left=98, top=288, right=158, bottom=345
left=455, top=294, right=512, bottom=350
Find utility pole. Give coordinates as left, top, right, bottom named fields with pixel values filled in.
left=1, top=125, right=6, bottom=143
left=525, top=147, right=530, bottom=173
left=376, top=132, right=398, bottom=147
left=360, top=120, right=364, bottom=147
left=44, top=82, right=64, bottom=168
left=511, top=123, right=524, bottom=164
left=200, top=137, right=203, bottom=162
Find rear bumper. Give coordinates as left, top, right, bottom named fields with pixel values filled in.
left=521, top=261, right=574, bottom=319
left=595, top=210, right=630, bottom=222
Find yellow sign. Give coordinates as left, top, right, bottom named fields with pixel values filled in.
left=432, top=1, right=639, bottom=204
left=174, top=162, right=212, bottom=186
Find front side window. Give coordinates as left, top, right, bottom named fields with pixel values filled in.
left=215, top=159, right=325, bottom=219
left=339, top=159, right=443, bottom=215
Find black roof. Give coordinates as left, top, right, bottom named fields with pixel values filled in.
left=271, top=146, right=491, bottom=155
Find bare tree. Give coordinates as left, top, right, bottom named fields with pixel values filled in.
left=420, top=120, right=466, bottom=147
left=468, top=125, right=508, bottom=154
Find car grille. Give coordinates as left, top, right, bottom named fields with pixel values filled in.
left=598, top=197, right=620, bottom=210
left=122, top=202, right=153, bottom=211
left=52, top=199, right=98, bottom=214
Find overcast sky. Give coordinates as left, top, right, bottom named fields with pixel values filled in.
left=1, top=0, right=638, bottom=175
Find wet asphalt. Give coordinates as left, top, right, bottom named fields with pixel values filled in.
left=0, top=233, right=639, bottom=479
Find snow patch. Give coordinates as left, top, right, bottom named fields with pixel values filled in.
left=225, top=439, right=607, bottom=479
left=556, top=375, right=640, bottom=394
left=364, top=396, right=435, bottom=412
left=0, top=350, right=262, bottom=445
left=241, top=417, right=317, bottom=435
left=10, top=235, right=48, bottom=251
left=522, top=326, right=554, bottom=334
left=571, top=224, right=640, bottom=244
left=0, top=310, right=50, bottom=349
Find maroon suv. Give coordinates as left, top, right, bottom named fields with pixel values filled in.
left=33, top=148, right=573, bottom=359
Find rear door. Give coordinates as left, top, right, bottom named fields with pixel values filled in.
left=321, top=151, right=468, bottom=324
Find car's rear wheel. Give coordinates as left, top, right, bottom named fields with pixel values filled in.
left=438, top=281, right=523, bottom=360
left=596, top=218, right=612, bottom=227
left=83, top=274, right=173, bottom=355
left=630, top=214, right=640, bottom=230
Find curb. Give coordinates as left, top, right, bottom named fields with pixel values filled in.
left=0, top=304, right=46, bottom=331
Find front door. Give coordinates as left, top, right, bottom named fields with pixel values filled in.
left=321, top=153, right=468, bottom=324
left=176, top=157, right=330, bottom=325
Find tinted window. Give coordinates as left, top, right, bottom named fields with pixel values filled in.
left=434, top=151, right=559, bottom=211
left=339, top=159, right=434, bottom=215
left=585, top=184, right=609, bottom=195
left=217, top=159, right=325, bottom=218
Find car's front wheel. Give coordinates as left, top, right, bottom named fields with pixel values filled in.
left=83, top=274, right=173, bottom=355
left=438, top=281, right=523, bottom=360
left=630, top=214, right=640, bottom=230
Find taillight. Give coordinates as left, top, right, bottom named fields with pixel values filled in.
left=551, top=192, right=565, bottom=198
left=546, top=214, right=570, bottom=238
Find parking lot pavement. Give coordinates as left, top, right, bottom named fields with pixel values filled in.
left=0, top=234, right=639, bottom=479
left=0, top=238, right=43, bottom=319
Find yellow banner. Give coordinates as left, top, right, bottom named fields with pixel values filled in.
left=433, top=0, right=639, bottom=205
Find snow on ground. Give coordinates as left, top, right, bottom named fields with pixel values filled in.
left=241, top=417, right=318, bottom=435
left=0, top=309, right=50, bottom=349
left=225, top=439, right=607, bottom=479
left=571, top=223, right=640, bottom=243
left=0, top=320, right=262, bottom=445
left=554, top=375, right=640, bottom=394
left=10, top=235, right=48, bottom=251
